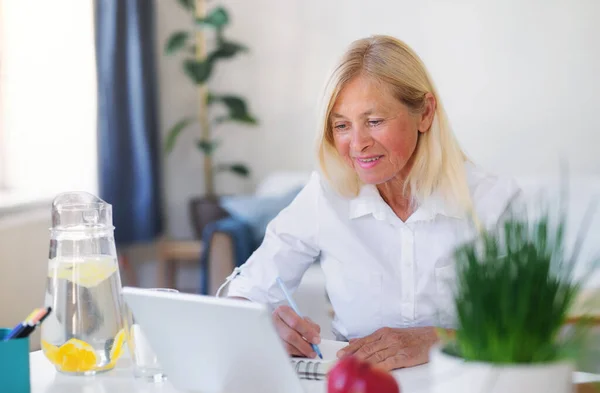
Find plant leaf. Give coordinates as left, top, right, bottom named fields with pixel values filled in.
left=216, top=163, right=250, bottom=177
left=196, top=7, right=229, bottom=28
left=196, top=139, right=219, bottom=155
left=210, top=95, right=258, bottom=125
left=177, top=0, right=194, bottom=12
left=165, top=31, right=189, bottom=55
left=220, top=96, right=248, bottom=116
left=229, top=163, right=250, bottom=177
left=183, top=59, right=213, bottom=84
left=164, top=118, right=193, bottom=154
left=210, top=41, right=247, bottom=61
left=451, top=203, right=591, bottom=364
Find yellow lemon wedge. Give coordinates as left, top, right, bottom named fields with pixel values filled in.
left=109, top=328, right=126, bottom=361
left=45, top=338, right=98, bottom=373
left=48, top=257, right=118, bottom=288
left=41, top=340, right=60, bottom=365
left=95, top=328, right=126, bottom=371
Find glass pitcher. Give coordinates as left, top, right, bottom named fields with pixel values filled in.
left=41, top=192, right=126, bottom=375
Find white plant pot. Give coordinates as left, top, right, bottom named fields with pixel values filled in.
left=429, top=344, right=575, bottom=393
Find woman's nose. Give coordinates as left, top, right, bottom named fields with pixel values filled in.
left=350, top=126, right=373, bottom=152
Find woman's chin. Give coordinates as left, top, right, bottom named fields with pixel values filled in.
left=356, top=172, right=393, bottom=186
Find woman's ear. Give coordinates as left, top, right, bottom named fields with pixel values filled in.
left=418, top=93, right=436, bottom=133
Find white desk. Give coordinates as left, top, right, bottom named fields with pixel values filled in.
left=29, top=350, right=434, bottom=393
left=29, top=350, right=600, bottom=393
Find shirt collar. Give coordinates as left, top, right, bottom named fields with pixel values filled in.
left=348, top=184, right=389, bottom=221
left=348, top=184, right=464, bottom=222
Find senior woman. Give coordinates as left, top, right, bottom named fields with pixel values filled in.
left=226, top=35, right=520, bottom=371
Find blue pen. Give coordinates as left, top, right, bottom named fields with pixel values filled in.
left=275, top=277, right=323, bottom=359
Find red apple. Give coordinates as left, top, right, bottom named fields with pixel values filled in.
left=327, top=355, right=400, bottom=393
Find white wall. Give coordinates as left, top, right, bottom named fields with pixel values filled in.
left=155, top=0, right=600, bottom=239
left=0, top=210, right=50, bottom=350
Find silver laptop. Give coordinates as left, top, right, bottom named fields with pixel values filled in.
left=122, top=287, right=305, bottom=393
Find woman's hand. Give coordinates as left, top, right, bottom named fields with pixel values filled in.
left=272, top=305, right=321, bottom=358
left=336, top=327, right=439, bottom=371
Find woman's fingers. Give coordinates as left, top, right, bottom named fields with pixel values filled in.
left=276, top=306, right=321, bottom=344
left=272, top=305, right=321, bottom=358
left=305, top=317, right=321, bottom=334
left=338, top=328, right=386, bottom=358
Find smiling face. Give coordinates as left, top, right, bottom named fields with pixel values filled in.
left=330, top=75, right=426, bottom=187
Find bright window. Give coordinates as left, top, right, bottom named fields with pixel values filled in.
left=0, top=0, right=97, bottom=211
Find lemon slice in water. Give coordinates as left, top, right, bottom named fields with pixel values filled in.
left=43, top=338, right=98, bottom=373
left=109, top=329, right=126, bottom=361
left=48, top=256, right=118, bottom=288
left=41, top=340, right=60, bottom=365
left=42, top=329, right=126, bottom=373
left=95, top=328, right=127, bottom=371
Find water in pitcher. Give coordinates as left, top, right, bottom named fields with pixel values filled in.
left=41, top=255, right=126, bottom=375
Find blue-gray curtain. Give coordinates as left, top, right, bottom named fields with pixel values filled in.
left=95, top=0, right=163, bottom=245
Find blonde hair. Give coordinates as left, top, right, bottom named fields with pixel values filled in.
left=317, top=35, right=474, bottom=218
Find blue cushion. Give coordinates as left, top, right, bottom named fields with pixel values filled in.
left=219, top=187, right=302, bottom=245
left=199, top=216, right=254, bottom=294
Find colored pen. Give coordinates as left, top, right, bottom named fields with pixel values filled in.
left=4, top=307, right=51, bottom=341
left=16, top=307, right=52, bottom=339
left=275, top=277, right=323, bottom=359
left=3, top=308, right=41, bottom=341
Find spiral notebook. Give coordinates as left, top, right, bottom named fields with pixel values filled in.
left=290, top=339, right=348, bottom=381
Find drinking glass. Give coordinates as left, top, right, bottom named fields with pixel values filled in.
left=126, top=288, right=179, bottom=381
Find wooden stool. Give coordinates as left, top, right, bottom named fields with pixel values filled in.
left=156, top=238, right=203, bottom=290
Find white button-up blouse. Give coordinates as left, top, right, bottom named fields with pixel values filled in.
left=227, top=164, right=520, bottom=340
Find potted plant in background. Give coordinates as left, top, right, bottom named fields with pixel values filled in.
left=430, top=200, right=600, bottom=393
left=163, top=0, right=258, bottom=236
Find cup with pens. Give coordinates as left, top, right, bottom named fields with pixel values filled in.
left=0, top=307, right=52, bottom=393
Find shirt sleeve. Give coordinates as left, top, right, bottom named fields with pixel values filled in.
left=226, top=171, right=322, bottom=306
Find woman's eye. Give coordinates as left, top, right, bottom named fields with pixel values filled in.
left=368, top=119, right=383, bottom=127
left=334, top=123, right=348, bottom=130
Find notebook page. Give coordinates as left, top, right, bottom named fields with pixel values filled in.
left=290, top=339, right=348, bottom=380
left=318, top=339, right=349, bottom=359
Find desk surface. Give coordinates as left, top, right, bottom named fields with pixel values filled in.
left=28, top=349, right=436, bottom=393
left=30, top=350, right=600, bottom=393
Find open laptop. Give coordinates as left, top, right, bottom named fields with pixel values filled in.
left=122, top=287, right=307, bottom=393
